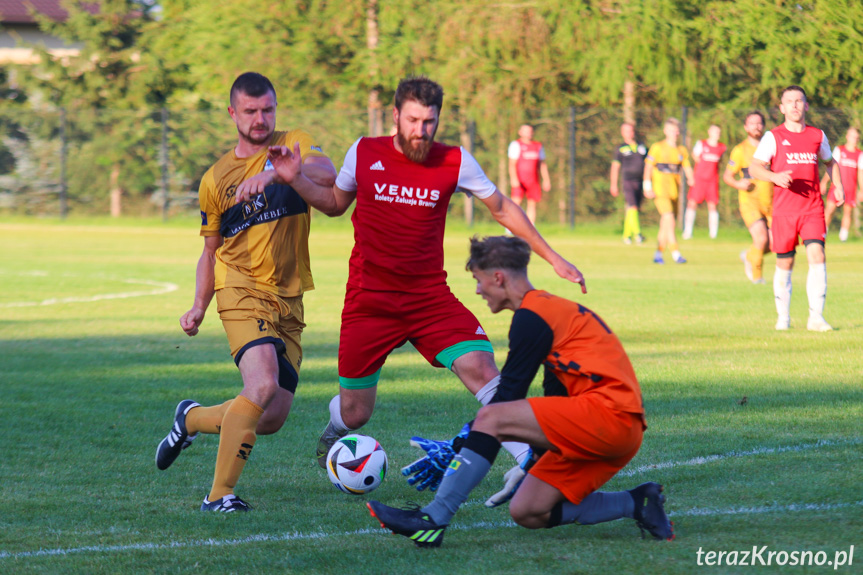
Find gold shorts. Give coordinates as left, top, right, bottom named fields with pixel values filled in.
left=739, top=192, right=773, bottom=229
left=653, top=196, right=678, bottom=216
left=216, top=286, right=306, bottom=392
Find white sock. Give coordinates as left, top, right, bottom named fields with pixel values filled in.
left=328, top=395, right=352, bottom=435
left=708, top=211, right=719, bottom=238
left=774, top=267, right=792, bottom=320
left=806, top=263, right=827, bottom=319
left=839, top=227, right=849, bottom=241
left=474, top=376, right=500, bottom=406
left=683, top=209, right=696, bottom=237
left=672, top=250, right=682, bottom=261
left=474, top=376, right=529, bottom=463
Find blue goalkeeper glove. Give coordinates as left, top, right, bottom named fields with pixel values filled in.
left=484, top=448, right=535, bottom=507
left=401, top=423, right=470, bottom=492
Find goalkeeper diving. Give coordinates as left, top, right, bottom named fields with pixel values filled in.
left=371, top=235, right=673, bottom=547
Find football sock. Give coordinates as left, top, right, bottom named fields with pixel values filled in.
left=671, top=250, right=682, bottom=261
left=747, top=245, right=764, bottom=281
left=473, top=376, right=530, bottom=464
left=629, top=208, right=641, bottom=237
left=546, top=491, right=635, bottom=527
left=185, top=400, right=232, bottom=435
left=208, top=395, right=263, bottom=501
left=473, top=376, right=499, bottom=405
left=683, top=208, right=696, bottom=238
left=669, top=241, right=678, bottom=253
left=839, top=227, right=849, bottom=241
left=328, top=394, right=352, bottom=436
left=423, top=431, right=500, bottom=525
left=774, top=267, right=793, bottom=320
left=708, top=211, right=719, bottom=238
left=622, top=209, right=632, bottom=239
left=806, top=263, right=827, bottom=319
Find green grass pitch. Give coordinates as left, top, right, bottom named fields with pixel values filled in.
left=1, top=215, right=861, bottom=574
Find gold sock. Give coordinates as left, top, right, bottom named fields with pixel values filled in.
left=207, top=395, right=264, bottom=501
left=748, top=245, right=764, bottom=281
left=186, top=400, right=233, bottom=435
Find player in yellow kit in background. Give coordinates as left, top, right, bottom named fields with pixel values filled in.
left=723, top=111, right=773, bottom=284
left=154, top=72, right=337, bottom=512
left=643, top=118, right=694, bottom=264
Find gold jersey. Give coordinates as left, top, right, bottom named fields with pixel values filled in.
left=647, top=141, right=690, bottom=200
left=728, top=139, right=774, bottom=204
left=198, top=130, right=328, bottom=297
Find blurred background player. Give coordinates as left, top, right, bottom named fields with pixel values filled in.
left=260, top=77, right=586, bottom=496
left=609, top=123, right=647, bottom=245
left=367, top=236, right=672, bottom=547
left=723, top=111, right=773, bottom=284
left=508, top=124, right=551, bottom=225
left=155, top=72, right=337, bottom=512
left=683, top=124, right=726, bottom=239
left=643, top=117, right=694, bottom=264
left=820, top=127, right=862, bottom=242
left=750, top=85, right=842, bottom=331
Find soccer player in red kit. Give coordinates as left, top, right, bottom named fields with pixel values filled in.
left=246, top=77, right=586, bottom=493
left=749, top=85, right=843, bottom=331
left=820, top=127, right=863, bottom=242
left=508, top=124, right=551, bottom=225
left=683, top=125, right=726, bottom=240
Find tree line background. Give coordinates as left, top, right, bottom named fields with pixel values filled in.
left=0, top=0, right=861, bottom=224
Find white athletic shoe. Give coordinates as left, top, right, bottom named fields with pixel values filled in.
left=740, top=250, right=753, bottom=282
left=775, top=317, right=791, bottom=331
left=807, top=317, right=833, bottom=332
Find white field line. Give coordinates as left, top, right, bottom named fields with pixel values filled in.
left=1, top=278, right=178, bottom=308
left=3, top=501, right=862, bottom=560
left=618, top=437, right=861, bottom=477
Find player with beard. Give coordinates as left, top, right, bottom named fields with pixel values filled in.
left=256, top=76, right=585, bottom=500
left=155, top=72, right=337, bottom=512
left=723, top=111, right=774, bottom=284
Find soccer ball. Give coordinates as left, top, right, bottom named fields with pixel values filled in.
left=326, top=434, right=388, bottom=495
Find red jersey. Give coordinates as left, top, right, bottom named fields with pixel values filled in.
left=692, top=140, right=726, bottom=185
left=830, top=145, right=861, bottom=198
left=336, top=136, right=496, bottom=292
left=753, top=125, right=832, bottom=217
left=509, top=140, right=545, bottom=186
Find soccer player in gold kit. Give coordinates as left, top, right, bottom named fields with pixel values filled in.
left=155, top=72, right=337, bottom=512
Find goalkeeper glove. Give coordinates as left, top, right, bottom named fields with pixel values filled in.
left=484, top=448, right=535, bottom=507
left=401, top=423, right=470, bottom=492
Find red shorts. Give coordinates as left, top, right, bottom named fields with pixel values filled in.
left=772, top=212, right=827, bottom=254
left=527, top=392, right=644, bottom=504
left=338, top=283, right=490, bottom=381
left=511, top=182, right=542, bottom=203
left=827, top=187, right=856, bottom=207
left=688, top=180, right=719, bottom=204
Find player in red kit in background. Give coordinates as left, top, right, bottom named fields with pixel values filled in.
left=820, top=127, right=863, bottom=242
left=749, top=85, right=842, bottom=332
left=242, top=76, right=585, bottom=501
left=683, top=125, right=726, bottom=240
left=508, top=124, right=551, bottom=226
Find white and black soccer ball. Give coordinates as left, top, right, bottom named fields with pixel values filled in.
left=326, top=434, right=388, bottom=495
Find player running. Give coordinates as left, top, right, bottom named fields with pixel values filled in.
left=258, top=76, right=586, bottom=502
left=723, top=111, right=773, bottom=284
left=643, top=118, right=694, bottom=264
left=367, top=236, right=673, bottom=547
left=749, top=85, right=842, bottom=331
left=154, top=72, right=337, bottom=512
left=683, top=125, right=726, bottom=239
left=821, top=127, right=862, bottom=242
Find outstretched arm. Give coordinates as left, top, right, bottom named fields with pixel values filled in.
left=479, top=189, right=586, bottom=293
